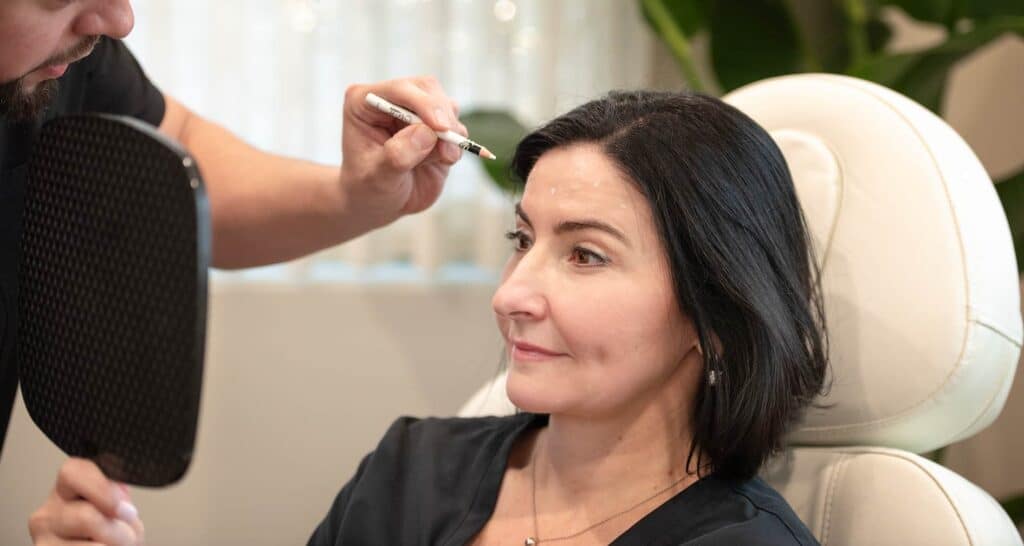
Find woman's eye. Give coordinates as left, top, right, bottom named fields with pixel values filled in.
left=504, top=230, right=531, bottom=252
left=570, top=247, right=608, bottom=266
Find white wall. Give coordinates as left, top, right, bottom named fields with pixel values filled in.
left=0, top=285, right=504, bottom=545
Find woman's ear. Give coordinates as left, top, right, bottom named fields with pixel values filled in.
left=698, top=332, right=724, bottom=386
left=681, top=316, right=719, bottom=360
left=699, top=331, right=724, bottom=360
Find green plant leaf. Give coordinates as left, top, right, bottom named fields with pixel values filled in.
left=639, top=0, right=710, bottom=36
left=848, top=16, right=1024, bottom=112
left=461, top=110, right=530, bottom=194
left=849, top=52, right=952, bottom=112
left=995, top=167, right=1024, bottom=272
left=640, top=0, right=709, bottom=90
left=866, top=13, right=895, bottom=53
left=790, top=0, right=852, bottom=71
left=1002, top=491, right=1024, bottom=525
left=880, top=0, right=955, bottom=25
left=964, top=0, right=1024, bottom=19
left=710, top=0, right=805, bottom=91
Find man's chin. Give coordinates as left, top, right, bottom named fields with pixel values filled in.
left=0, top=77, right=59, bottom=123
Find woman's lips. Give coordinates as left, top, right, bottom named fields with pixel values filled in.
left=511, top=341, right=565, bottom=361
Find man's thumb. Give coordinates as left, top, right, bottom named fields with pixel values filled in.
left=382, top=124, right=437, bottom=173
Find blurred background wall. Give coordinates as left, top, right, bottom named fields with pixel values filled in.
left=1, top=1, right=1021, bottom=544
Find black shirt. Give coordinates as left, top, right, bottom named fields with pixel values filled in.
left=307, top=413, right=820, bottom=546
left=0, top=37, right=165, bottom=456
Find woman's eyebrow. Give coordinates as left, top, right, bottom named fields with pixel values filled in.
left=555, top=220, right=630, bottom=247
left=515, top=202, right=533, bottom=227
left=515, top=202, right=630, bottom=247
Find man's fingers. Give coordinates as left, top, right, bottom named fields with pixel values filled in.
left=394, top=78, right=453, bottom=131
left=355, top=78, right=456, bottom=132
left=54, top=459, right=129, bottom=520
left=382, top=125, right=439, bottom=173
left=412, top=75, right=461, bottom=123
left=425, top=141, right=462, bottom=165
left=386, top=127, right=462, bottom=169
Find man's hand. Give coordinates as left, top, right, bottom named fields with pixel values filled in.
left=29, top=458, right=144, bottom=546
left=339, top=76, right=466, bottom=228
left=159, top=75, right=468, bottom=268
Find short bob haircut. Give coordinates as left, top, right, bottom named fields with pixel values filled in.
left=509, top=90, right=829, bottom=482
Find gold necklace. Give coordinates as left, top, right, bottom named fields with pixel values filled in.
left=524, top=441, right=691, bottom=546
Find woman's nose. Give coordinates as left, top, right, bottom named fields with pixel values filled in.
left=73, top=0, right=135, bottom=40
left=492, top=259, right=548, bottom=322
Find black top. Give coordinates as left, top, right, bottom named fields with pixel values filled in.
left=0, top=37, right=165, bottom=456
left=307, top=413, right=820, bottom=546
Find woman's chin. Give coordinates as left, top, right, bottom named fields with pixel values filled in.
left=506, top=371, right=570, bottom=414
left=508, top=394, right=553, bottom=414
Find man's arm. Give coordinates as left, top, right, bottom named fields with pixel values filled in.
left=158, top=77, right=465, bottom=269
left=159, top=95, right=342, bottom=268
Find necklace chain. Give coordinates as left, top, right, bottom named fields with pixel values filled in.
left=525, top=438, right=690, bottom=545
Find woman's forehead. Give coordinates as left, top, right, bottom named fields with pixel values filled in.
left=522, top=144, right=645, bottom=218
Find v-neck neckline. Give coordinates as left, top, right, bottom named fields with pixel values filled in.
left=448, top=413, right=725, bottom=546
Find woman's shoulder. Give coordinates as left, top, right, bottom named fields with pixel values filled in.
left=386, top=412, right=534, bottom=433
left=373, top=412, right=538, bottom=462
left=636, top=475, right=819, bottom=546
left=689, top=477, right=819, bottom=546
left=306, top=415, right=538, bottom=545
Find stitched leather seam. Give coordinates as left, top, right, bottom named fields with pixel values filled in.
left=796, top=314, right=1009, bottom=437
left=838, top=448, right=975, bottom=546
left=973, top=317, right=1022, bottom=347
left=947, top=321, right=1019, bottom=444
left=821, top=453, right=847, bottom=545
left=796, top=75, right=972, bottom=437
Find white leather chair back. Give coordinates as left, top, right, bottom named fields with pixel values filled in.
left=459, top=74, right=1023, bottom=545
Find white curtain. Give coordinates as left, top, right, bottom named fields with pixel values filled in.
left=126, top=0, right=656, bottom=284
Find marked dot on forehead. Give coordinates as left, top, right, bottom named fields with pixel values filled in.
left=550, top=187, right=557, bottom=194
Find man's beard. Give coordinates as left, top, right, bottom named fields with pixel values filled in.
left=0, top=77, right=60, bottom=123
left=0, top=36, right=100, bottom=123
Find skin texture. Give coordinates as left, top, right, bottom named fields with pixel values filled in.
left=0, top=1, right=127, bottom=120
left=472, top=143, right=707, bottom=544
left=495, top=143, right=699, bottom=421
left=0, top=1, right=132, bottom=88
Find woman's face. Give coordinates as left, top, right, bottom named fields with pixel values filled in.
left=493, top=143, right=700, bottom=418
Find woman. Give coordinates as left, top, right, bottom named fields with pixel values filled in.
left=30, top=91, right=828, bottom=546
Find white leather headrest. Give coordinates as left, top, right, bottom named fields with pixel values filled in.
left=724, top=74, right=1022, bottom=453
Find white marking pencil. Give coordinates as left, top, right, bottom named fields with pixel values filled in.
left=366, top=92, right=496, bottom=160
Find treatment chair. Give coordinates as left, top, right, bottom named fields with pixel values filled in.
left=458, top=74, right=1024, bottom=545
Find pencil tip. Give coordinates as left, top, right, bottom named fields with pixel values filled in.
left=483, top=149, right=497, bottom=160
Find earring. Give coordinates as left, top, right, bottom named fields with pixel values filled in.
left=695, top=343, right=717, bottom=386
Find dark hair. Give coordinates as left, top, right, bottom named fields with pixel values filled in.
left=510, top=90, right=829, bottom=482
